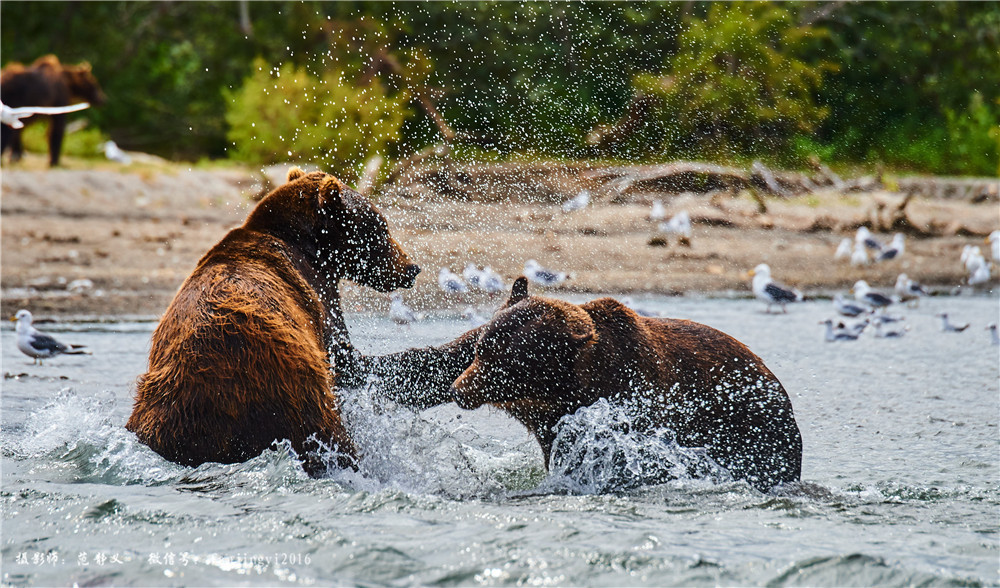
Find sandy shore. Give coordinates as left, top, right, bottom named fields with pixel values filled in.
left=2, top=156, right=997, bottom=320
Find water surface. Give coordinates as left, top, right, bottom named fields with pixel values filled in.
left=3, top=295, right=998, bottom=586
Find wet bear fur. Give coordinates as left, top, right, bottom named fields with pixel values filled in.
left=126, top=167, right=421, bottom=474
left=1, top=55, right=106, bottom=166
left=452, top=278, right=803, bottom=492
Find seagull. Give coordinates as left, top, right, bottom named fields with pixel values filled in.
left=102, top=140, right=132, bottom=164
left=834, top=238, right=852, bottom=261
left=749, top=263, right=802, bottom=313
left=819, top=319, right=860, bottom=342
left=479, top=266, right=506, bottom=294
left=833, top=293, right=868, bottom=317
left=987, top=323, right=999, bottom=346
left=988, top=231, right=1000, bottom=262
left=647, top=199, right=666, bottom=223
left=936, top=313, right=969, bottom=333
left=873, top=316, right=908, bottom=338
left=850, top=241, right=869, bottom=266
left=561, top=189, right=590, bottom=213
left=388, top=293, right=421, bottom=325
left=962, top=246, right=984, bottom=272
left=894, top=273, right=927, bottom=305
left=876, top=233, right=905, bottom=262
left=437, top=267, right=469, bottom=294
left=462, top=263, right=485, bottom=290
left=967, top=253, right=991, bottom=286
left=852, top=280, right=892, bottom=310
left=523, top=259, right=569, bottom=287
left=658, top=210, right=692, bottom=243
left=0, top=101, right=90, bottom=129
left=855, top=227, right=884, bottom=251
left=11, top=309, right=89, bottom=365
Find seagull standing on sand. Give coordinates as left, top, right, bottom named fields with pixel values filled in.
left=388, top=293, right=421, bottom=325
left=479, top=266, right=506, bottom=293
left=648, top=199, right=666, bottom=223
left=852, top=280, right=892, bottom=310
left=438, top=267, right=469, bottom=295
left=936, top=313, right=969, bottom=333
left=561, top=189, right=590, bottom=213
left=658, top=210, right=692, bottom=244
left=524, top=259, right=569, bottom=287
left=834, top=238, right=852, bottom=261
left=749, top=263, right=802, bottom=313
left=850, top=241, right=869, bottom=266
left=11, top=309, right=89, bottom=365
left=855, top=227, right=884, bottom=251
left=102, top=140, right=131, bottom=164
left=876, top=233, right=905, bottom=262
left=462, top=263, right=485, bottom=290
left=833, top=293, right=868, bottom=317
left=894, top=273, right=927, bottom=305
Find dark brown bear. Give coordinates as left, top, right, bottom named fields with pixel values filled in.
left=126, top=167, right=422, bottom=474
left=1, top=54, right=106, bottom=166
left=451, top=278, right=803, bottom=492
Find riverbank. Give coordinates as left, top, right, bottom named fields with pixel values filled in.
left=2, top=155, right=996, bottom=320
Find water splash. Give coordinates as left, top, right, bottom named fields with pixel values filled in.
left=542, top=399, right=732, bottom=494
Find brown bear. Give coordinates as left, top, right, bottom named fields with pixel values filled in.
left=1, top=54, right=106, bottom=166
left=126, top=167, right=424, bottom=474
left=451, top=277, right=803, bottom=492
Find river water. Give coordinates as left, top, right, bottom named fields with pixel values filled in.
left=2, top=294, right=998, bottom=586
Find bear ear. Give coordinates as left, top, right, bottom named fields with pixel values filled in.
left=503, top=276, right=530, bottom=308
left=286, top=166, right=306, bottom=182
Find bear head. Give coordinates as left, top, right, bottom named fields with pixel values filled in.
left=244, top=167, right=420, bottom=292
left=452, top=277, right=596, bottom=409
left=61, top=62, right=106, bottom=106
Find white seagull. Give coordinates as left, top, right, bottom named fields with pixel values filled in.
left=749, top=263, right=802, bottom=313
left=647, top=199, right=666, bottom=223
left=658, top=210, right=692, bottom=243
left=852, top=280, right=892, bottom=310
left=0, top=101, right=90, bottom=129
left=437, top=267, right=469, bottom=294
left=876, top=233, right=905, bottom=262
left=388, top=293, right=421, bottom=325
left=988, top=231, right=1000, bottom=262
left=11, top=309, right=89, bottom=365
left=523, top=259, right=569, bottom=287
left=833, top=293, right=868, bottom=317
left=855, top=226, right=884, bottom=251
left=819, top=319, right=860, bottom=342
left=936, top=313, right=969, bottom=333
left=873, top=316, right=908, bottom=338
left=479, top=266, right=506, bottom=294
left=834, top=238, right=852, bottom=261
left=462, top=263, right=485, bottom=290
left=850, top=241, right=869, bottom=266
left=894, top=273, right=927, bottom=305
left=561, top=189, right=591, bottom=213
left=461, top=306, right=491, bottom=327
left=102, top=140, right=132, bottom=164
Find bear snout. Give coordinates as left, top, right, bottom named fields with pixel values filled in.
left=402, top=262, right=421, bottom=286
left=451, top=364, right=487, bottom=410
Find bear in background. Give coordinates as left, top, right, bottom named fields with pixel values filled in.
left=1, top=54, right=106, bottom=166
left=127, top=167, right=422, bottom=474
left=451, top=277, right=803, bottom=492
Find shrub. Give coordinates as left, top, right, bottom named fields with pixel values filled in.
left=225, top=58, right=409, bottom=183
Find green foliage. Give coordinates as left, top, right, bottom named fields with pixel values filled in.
left=21, top=122, right=110, bottom=160
left=224, top=59, right=409, bottom=183
left=634, top=2, right=833, bottom=161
